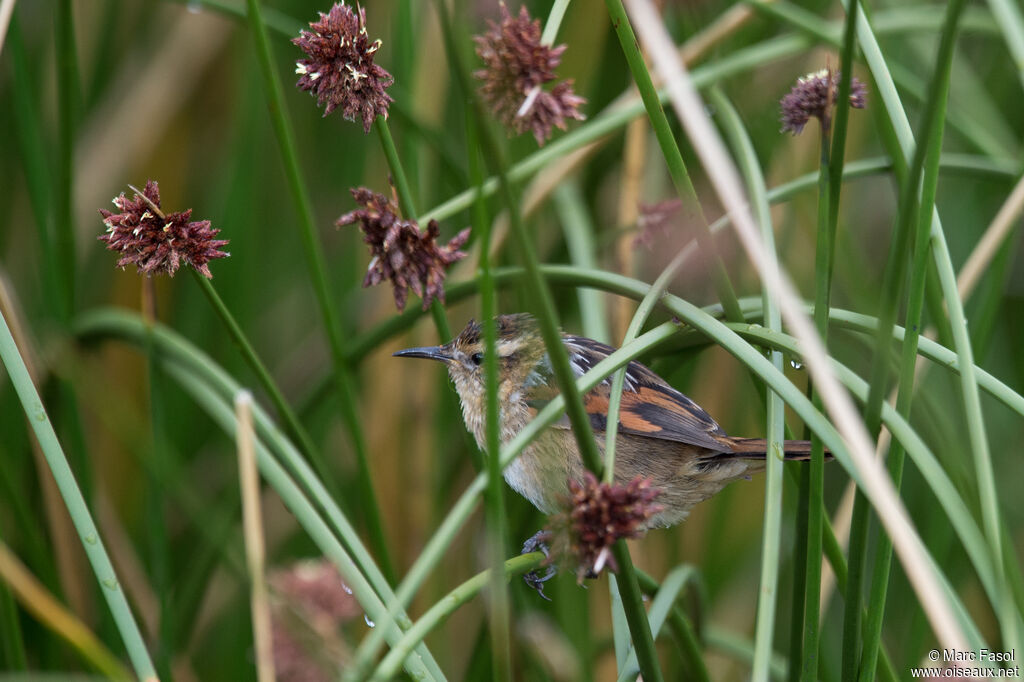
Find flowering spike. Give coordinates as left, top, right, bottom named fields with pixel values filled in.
left=337, top=188, right=469, bottom=311
left=473, top=3, right=585, bottom=145
left=780, top=69, right=867, bottom=135
left=97, top=180, right=229, bottom=278
left=548, top=472, right=664, bottom=582
left=293, top=3, right=394, bottom=133
left=269, top=559, right=358, bottom=682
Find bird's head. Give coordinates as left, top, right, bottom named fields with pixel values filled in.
left=394, top=313, right=550, bottom=415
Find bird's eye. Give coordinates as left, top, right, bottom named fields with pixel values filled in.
left=471, top=352, right=484, bottom=366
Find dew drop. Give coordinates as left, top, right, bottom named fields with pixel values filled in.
left=790, top=359, right=804, bottom=370
left=101, top=578, right=119, bottom=591
left=364, top=614, right=375, bottom=628
left=85, top=533, right=97, bottom=545
left=342, top=583, right=353, bottom=595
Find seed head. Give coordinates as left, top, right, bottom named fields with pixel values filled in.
left=293, top=3, right=394, bottom=133
left=269, top=559, right=357, bottom=682
left=634, top=198, right=683, bottom=247
left=780, top=69, right=866, bottom=135
left=98, top=180, right=229, bottom=278
left=551, top=472, right=664, bottom=582
left=337, top=188, right=470, bottom=311
left=474, top=3, right=585, bottom=145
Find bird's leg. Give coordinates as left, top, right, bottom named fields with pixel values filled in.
left=521, top=530, right=556, bottom=600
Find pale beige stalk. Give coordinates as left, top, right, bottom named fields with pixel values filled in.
left=236, top=391, right=276, bottom=682
left=624, top=0, right=969, bottom=654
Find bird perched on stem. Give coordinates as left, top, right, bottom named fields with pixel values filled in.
left=396, top=313, right=823, bottom=524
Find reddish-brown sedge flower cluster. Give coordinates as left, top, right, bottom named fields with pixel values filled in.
left=553, top=472, right=664, bottom=582
left=780, top=69, right=867, bottom=135
left=98, top=180, right=228, bottom=278
left=634, top=198, right=683, bottom=248
left=269, top=559, right=358, bottom=682
left=337, top=188, right=470, bottom=312
left=293, top=3, right=394, bottom=133
left=474, top=3, right=585, bottom=145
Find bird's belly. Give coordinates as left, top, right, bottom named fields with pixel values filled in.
left=502, top=431, right=571, bottom=515
left=503, top=430, right=755, bottom=528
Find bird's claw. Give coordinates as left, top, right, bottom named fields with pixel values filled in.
left=522, top=530, right=556, bottom=600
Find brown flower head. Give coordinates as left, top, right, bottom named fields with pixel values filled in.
left=98, top=180, right=229, bottom=278
left=474, top=3, right=585, bottom=145
left=337, top=188, right=470, bottom=311
left=269, top=559, right=359, bottom=682
left=780, top=69, right=867, bottom=135
left=634, top=198, right=683, bottom=247
left=293, top=3, right=394, bottom=133
left=550, top=472, right=664, bottom=582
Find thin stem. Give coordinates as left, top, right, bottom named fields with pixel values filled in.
left=54, top=0, right=79, bottom=321
left=603, top=250, right=687, bottom=483
left=859, top=1, right=966, bottom=677
left=370, top=553, right=545, bottom=681
left=166, top=367, right=440, bottom=681
left=601, top=0, right=743, bottom=324
left=540, top=0, right=572, bottom=45
left=0, top=311, right=158, bottom=680
left=709, top=87, right=785, bottom=682
left=375, top=117, right=417, bottom=219
left=477, top=111, right=512, bottom=682
left=143, top=280, right=174, bottom=682
left=435, top=4, right=663, bottom=679
left=77, top=309, right=444, bottom=681
left=235, top=393, right=276, bottom=682
left=0, top=539, right=131, bottom=680
left=243, top=0, right=393, bottom=581
left=189, top=271, right=336, bottom=501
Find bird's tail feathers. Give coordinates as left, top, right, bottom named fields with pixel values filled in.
left=726, top=438, right=830, bottom=460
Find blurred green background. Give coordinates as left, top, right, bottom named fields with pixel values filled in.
left=1, top=0, right=1023, bottom=679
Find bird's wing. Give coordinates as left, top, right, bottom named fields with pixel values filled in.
left=525, top=335, right=732, bottom=453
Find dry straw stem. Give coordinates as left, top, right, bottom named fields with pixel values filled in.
left=818, top=170, right=1024, bottom=617
left=235, top=391, right=276, bottom=682
left=0, top=0, right=15, bottom=57
left=0, top=272, right=91, bottom=618
left=0, top=540, right=133, bottom=680
left=623, top=0, right=969, bottom=654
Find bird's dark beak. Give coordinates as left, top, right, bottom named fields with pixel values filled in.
left=393, top=345, right=452, bottom=363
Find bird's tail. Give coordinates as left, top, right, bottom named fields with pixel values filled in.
left=726, top=438, right=830, bottom=460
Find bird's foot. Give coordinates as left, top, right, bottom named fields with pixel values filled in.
left=521, top=530, right=556, bottom=600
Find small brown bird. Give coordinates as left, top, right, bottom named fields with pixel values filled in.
left=395, top=313, right=819, bottom=530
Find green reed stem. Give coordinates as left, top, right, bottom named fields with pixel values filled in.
left=165, top=366, right=441, bottom=681
left=143, top=293, right=174, bottom=682
left=189, top=271, right=336, bottom=504
left=376, top=118, right=418, bottom=219
left=602, top=0, right=742, bottom=325
left=437, top=1, right=662, bottom=678
left=710, top=88, right=786, bottom=682
left=54, top=0, right=79, bottom=321
left=75, top=309, right=445, bottom=681
left=476, top=118, right=513, bottom=682
left=379, top=26, right=512, bottom=682
left=0, top=311, right=157, bottom=680
left=800, top=2, right=860, bottom=675
left=244, top=0, right=393, bottom=582
left=634, top=568, right=710, bottom=682
left=371, top=552, right=545, bottom=681
left=541, top=0, right=573, bottom=45
left=859, top=1, right=966, bottom=677
left=602, top=250, right=687, bottom=483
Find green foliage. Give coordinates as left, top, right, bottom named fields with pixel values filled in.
left=1, top=0, right=1022, bottom=680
